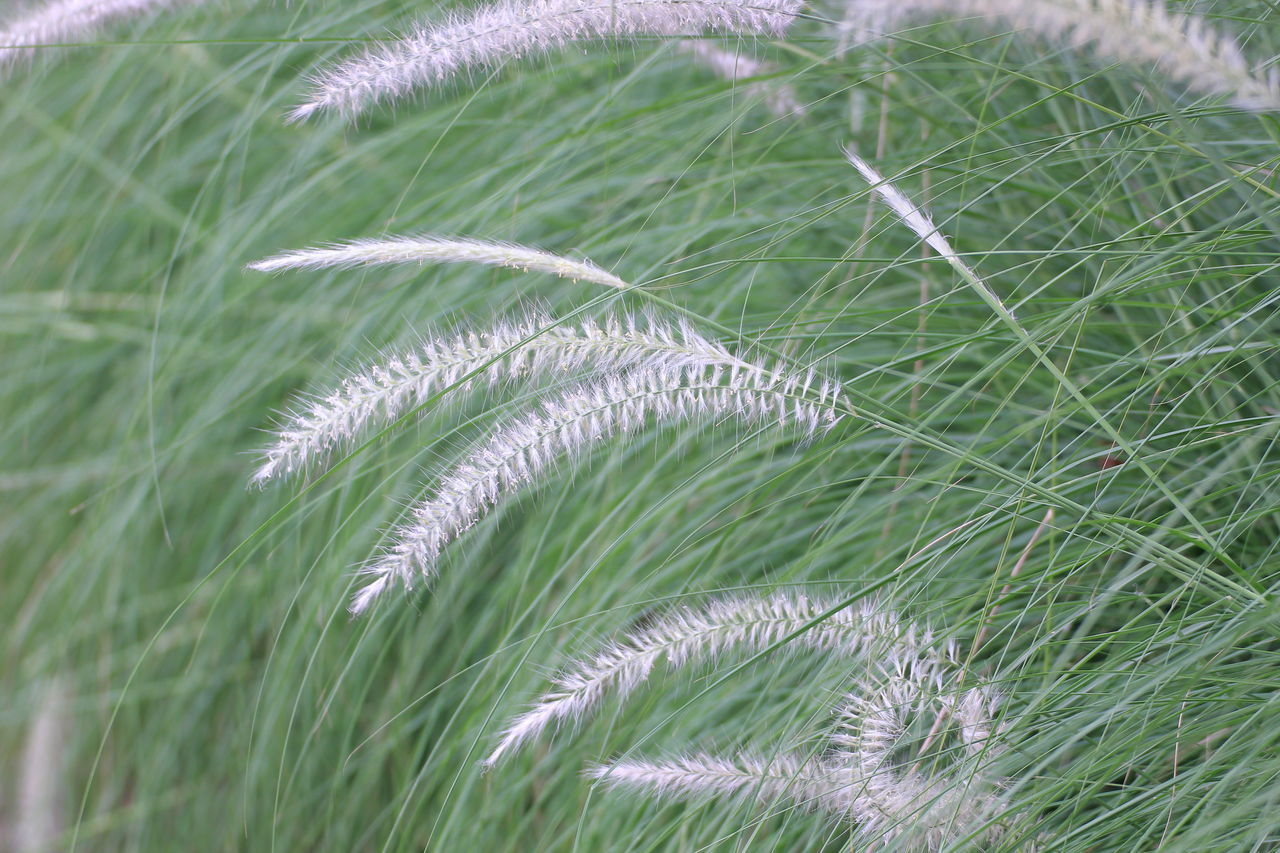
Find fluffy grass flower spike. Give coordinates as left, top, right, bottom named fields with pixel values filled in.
left=676, top=39, right=804, bottom=116
left=247, top=235, right=630, bottom=290
left=354, top=362, right=847, bottom=613
left=845, top=145, right=1023, bottom=334
left=587, top=624, right=1022, bottom=850
left=251, top=312, right=750, bottom=483
left=289, top=0, right=805, bottom=121
left=844, top=146, right=965, bottom=273
left=484, top=594, right=933, bottom=765
left=586, top=752, right=860, bottom=814
left=828, top=669, right=1014, bottom=848
left=0, top=0, right=198, bottom=71
left=841, top=0, right=1280, bottom=111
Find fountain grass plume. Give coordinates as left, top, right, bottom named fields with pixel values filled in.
left=0, top=0, right=200, bottom=71
left=588, top=641, right=1021, bottom=850
left=14, top=678, right=70, bottom=853
left=676, top=39, right=804, bottom=116
left=247, top=235, right=630, bottom=290
left=484, top=594, right=927, bottom=766
left=841, top=0, right=1280, bottom=111
left=586, top=752, right=858, bottom=814
left=844, top=147, right=961, bottom=269
left=252, top=312, right=748, bottom=483
left=827, top=663, right=1015, bottom=849
left=844, top=145, right=1019, bottom=323
left=352, top=362, right=847, bottom=613
left=289, top=0, right=805, bottom=121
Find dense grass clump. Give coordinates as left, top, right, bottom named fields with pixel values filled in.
left=3, top=0, right=1280, bottom=850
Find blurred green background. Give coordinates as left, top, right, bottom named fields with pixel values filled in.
left=3, top=1, right=1280, bottom=849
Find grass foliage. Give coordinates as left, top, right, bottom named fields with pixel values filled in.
left=3, top=0, right=1280, bottom=849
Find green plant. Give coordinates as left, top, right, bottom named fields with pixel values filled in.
left=4, top=0, right=1279, bottom=850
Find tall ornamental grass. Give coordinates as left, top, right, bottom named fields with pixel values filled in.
left=3, top=0, right=1279, bottom=850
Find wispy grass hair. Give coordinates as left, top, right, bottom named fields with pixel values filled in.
left=842, top=0, right=1280, bottom=111
left=0, top=0, right=200, bottom=71
left=247, top=235, right=629, bottom=290
left=252, top=312, right=748, bottom=483
left=485, top=594, right=933, bottom=765
left=355, top=362, right=847, bottom=613
left=290, top=0, right=805, bottom=121
left=585, top=621, right=1022, bottom=850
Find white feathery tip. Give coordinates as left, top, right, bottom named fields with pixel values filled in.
left=355, top=362, right=847, bottom=611
left=291, top=0, right=805, bottom=120
left=844, top=146, right=957, bottom=261
left=247, top=235, right=630, bottom=290
left=827, top=666, right=1014, bottom=849
left=0, top=0, right=200, bottom=71
left=840, top=0, right=1280, bottom=111
left=252, top=312, right=750, bottom=484
left=580, top=609, right=1023, bottom=850
left=676, top=39, right=805, bottom=117
left=484, top=595, right=916, bottom=765
left=586, top=752, right=858, bottom=814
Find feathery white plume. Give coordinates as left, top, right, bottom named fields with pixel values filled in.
left=676, top=39, right=804, bottom=117
left=0, top=0, right=197, bottom=71
left=484, top=595, right=927, bottom=766
left=841, top=0, right=1280, bottom=111
left=944, top=683, right=1006, bottom=759
left=353, top=363, right=846, bottom=613
left=587, top=633, right=1020, bottom=850
left=14, top=678, right=69, bottom=853
left=289, top=0, right=804, bottom=121
left=835, top=0, right=897, bottom=59
left=587, top=752, right=859, bottom=813
left=845, top=146, right=1019, bottom=321
left=830, top=670, right=1012, bottom=849
left=247, top=235, right=630, bottom=290
left=844, top=147, right=960, bottom=269
left=253, top=312, right=746, bottom=483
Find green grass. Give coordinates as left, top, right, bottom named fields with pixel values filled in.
left=3, top=1, right=1280, bottom=849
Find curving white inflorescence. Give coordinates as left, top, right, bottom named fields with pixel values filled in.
left=844, top=147, right=972, bottom=277
left=585, top=611, right=1023, bottom=851
left=247, top=235, right=630, bottom=290
left=944, top=682, right=1006, bottom=759
left=830, top=665, right=1013, bottom=849
left=587, top=752, right=859, bottom=814
left=252, top=313, right=749, bottom=484
left=352, top=363, right=847, bottom=613
left=484, top=595, right=933, bottom=766
left=0, top=0, right=199, bottom=71
left=676, top=39, right=804, bottom=117
left=290, top=0, right=804, bottom=121
left=841, top=0, right=1280, bottom=111
left=844, top=146, right=1021, bottom=324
